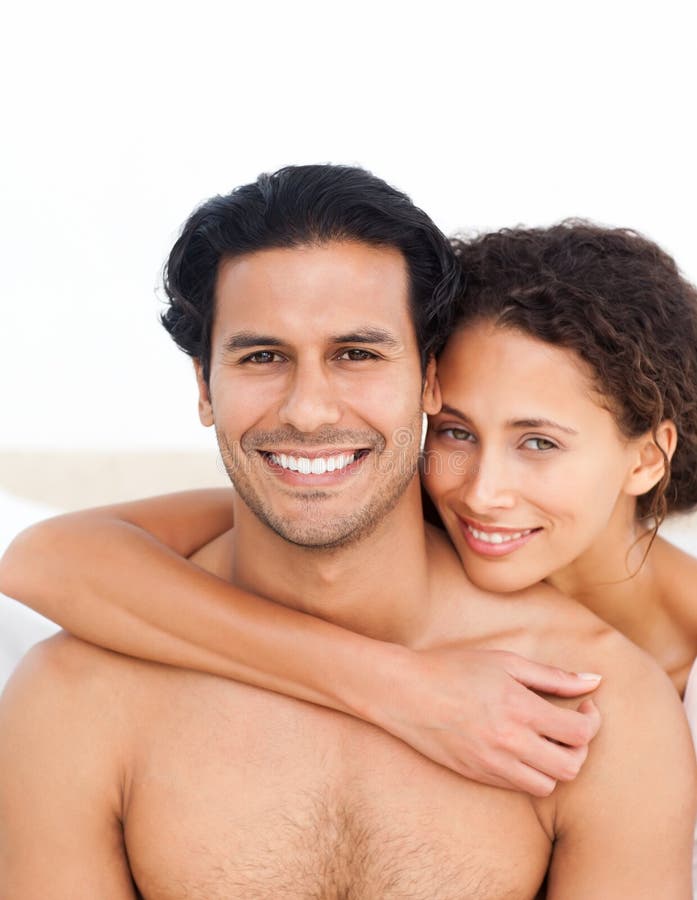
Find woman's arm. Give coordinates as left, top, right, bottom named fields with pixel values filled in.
left=0, top=490, right=602, bottom=796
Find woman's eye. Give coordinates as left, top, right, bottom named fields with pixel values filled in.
left=337, top=349, right=377, bottom=361
left=243, top=351, right=283, bottom=364
left=522, top=437, right=557, bottom=451
left=442, top=427, right=475, bottom=442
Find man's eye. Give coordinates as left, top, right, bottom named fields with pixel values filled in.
left=522, top=437, right=557, bottom=451
left=442, top=427, right=475, bottom=442
left=337, top=348, right=378, bottom=361
left=242, top=351, right=283, bottom=364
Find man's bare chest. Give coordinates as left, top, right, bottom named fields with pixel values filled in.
left=123, top=673, right=550, bottom=899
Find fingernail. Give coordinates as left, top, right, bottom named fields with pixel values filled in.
left=577, top=672, right=602, bottom=681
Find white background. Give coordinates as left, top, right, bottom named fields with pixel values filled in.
left=2, top=0, right=696, bottom=451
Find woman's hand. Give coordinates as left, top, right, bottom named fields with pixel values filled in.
left=365, top=644, right=601, bottom=796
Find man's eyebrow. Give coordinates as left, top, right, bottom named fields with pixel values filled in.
left=439, top=404, right=578, bottom=435
left=221, top=328, right=401, bottom=353
left=331, top=328, right=401, bottom=347
left=222, top=332, right=285, bottom=352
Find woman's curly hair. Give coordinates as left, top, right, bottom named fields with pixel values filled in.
left=451, top=221, right=697, bottom=525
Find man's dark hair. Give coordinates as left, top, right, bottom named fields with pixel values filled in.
left=162, top=164, right=461, bottom=382
left=452, top=221, right=697, bottom=525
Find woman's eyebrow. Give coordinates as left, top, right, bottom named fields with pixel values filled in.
left=507, top=417, right=579, bottom=435
left=438, top=405, right=578, bottom=436
left=439, top=403, right=469, bottom=420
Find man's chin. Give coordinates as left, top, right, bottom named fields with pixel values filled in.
left=229, top=451, right=421, bottom=551
left=262, top=513, right=371, bottom=551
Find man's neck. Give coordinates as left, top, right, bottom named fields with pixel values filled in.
left=229, top=479, right=434, bottom=645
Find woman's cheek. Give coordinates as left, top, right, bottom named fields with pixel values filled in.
left=422, top=445, right=473, bottom=507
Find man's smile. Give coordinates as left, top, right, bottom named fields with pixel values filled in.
left=261, top=448, right=372, bottom=485
left=263, top=449, right=370, bottom=475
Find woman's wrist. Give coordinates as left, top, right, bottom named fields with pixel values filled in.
left=331, top=635, right=414, bottom=727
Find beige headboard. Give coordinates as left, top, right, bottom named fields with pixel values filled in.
left=0, top=451, right=229, bottom=512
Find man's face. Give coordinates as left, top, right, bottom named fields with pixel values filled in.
left=197, top=241, right=439, bottom=549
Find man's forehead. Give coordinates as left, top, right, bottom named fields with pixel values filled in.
left=216, top=240, right=408, bottom=285
left=212, top=241, right=415, bottom=345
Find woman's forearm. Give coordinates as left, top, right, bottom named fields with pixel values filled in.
left=0, top=513, right=388, bottom=717
left=54, top=489, right=238, bottom=558
left=0, top=499, right=604, bottom=795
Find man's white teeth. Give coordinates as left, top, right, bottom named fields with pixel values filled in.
left=269, top=452, right=358, bottom=474
left=468, top=526, right=532, bottom=544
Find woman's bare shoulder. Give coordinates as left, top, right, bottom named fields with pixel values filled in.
left=654, top=535, right=697, bottom=636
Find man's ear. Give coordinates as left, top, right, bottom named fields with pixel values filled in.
left=193, top=360, right=214, bottom=427
left=624, top=420, right=678, bottom=497
left=422, top=356, right=442, bottom=415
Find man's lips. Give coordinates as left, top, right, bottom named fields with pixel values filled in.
left=457, top=515, right=542, bottom=557
left=261, top=448, right=371, bottom=479
left=261, top=447, right=368, bottom=460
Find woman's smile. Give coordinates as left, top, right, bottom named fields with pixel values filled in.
left=457, top=515, right=542, bottom=557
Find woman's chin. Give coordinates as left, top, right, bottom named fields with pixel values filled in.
left=455, top=550, right=545, bottom=596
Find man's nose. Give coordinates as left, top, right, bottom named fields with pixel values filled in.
left=278, top=362, right=342, bottom=433
left=460, top=448, right=516, bottom=512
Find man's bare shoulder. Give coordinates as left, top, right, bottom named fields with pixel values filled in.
left=513, top=586, right=696, bottom=895
left=539, top=619, right=697, bottom=895
left=0, top=633, right=128, bottom=828
left=0, top=630, right=193, bottom=749
left=6, top=629, right=143, bottom=694
left=0, top=632, right=145, bottom=756
left=0, top=639, right=148, bottom=894
left=564, top=621, right=688, bottom=736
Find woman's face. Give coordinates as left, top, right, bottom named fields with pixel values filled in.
left=423, top=320, right=643, bottom=594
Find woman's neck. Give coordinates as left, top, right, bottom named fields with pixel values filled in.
left=545, top=516, right=697, bottom=691
left=546, top=526, right=657, bottom=633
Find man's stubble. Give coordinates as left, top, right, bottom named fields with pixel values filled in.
left=216, top=410, right=425, bottom=551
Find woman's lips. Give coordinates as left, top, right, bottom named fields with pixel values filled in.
left=457, top=516, right=541, bottom=558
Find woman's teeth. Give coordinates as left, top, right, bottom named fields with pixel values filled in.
left=467, top=525, right=532, bottom=544
left=268, top=451, right=359, bottom=475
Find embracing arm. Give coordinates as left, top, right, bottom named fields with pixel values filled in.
left=546, top=640, right=696, bottom=899
left=0, top=490, right=602, bottom=795
left=0, top=491, right=374, bottom=712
